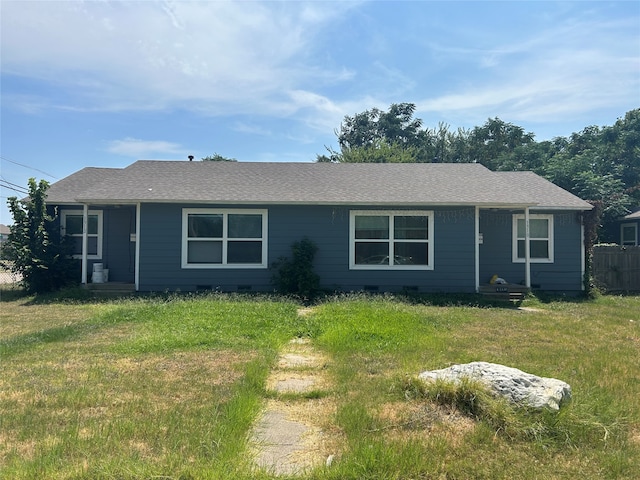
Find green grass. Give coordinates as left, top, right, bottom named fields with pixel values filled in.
left=1, top=290, right=639, bottom=479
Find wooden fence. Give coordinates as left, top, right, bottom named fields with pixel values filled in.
left=592, top=246, right=640, bottom=292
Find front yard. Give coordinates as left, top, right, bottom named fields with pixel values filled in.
left=1, top=290, right=638, bottom=479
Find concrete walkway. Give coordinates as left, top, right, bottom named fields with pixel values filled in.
left=250, top=325, right=338, bottom=476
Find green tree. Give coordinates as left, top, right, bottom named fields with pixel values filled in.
left=541, top=113, right=640, bottom=240
left=319, top=139, right=424, bottom=164
left=466, top=117, right=536, bottom=169
left=324, top=103, right=436, bottom=163
left=2, top=178, right=77, bottom=293
left=202, top=153, right=238, bottom=162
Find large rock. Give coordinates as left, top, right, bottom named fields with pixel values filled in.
left=418, top=362, right=571, bottom=410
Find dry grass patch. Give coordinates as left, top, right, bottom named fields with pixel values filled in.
left=0, top=346, right=259, bottom=472
left=376, top=400, right=476, bottom=445
left=113, top=349, right=250, bottom=385
left=0, top=301, right=102, bottom=338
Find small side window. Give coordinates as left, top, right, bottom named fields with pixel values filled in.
left=512, top=214, right=554, bottom=263
left=621, top=223, right=638, bottom=246
left=60, top=210, right=103, bottom=259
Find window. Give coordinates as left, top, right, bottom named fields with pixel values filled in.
left=512, top=214, right=554, bottom=263
left=350, top=210, right=433, bottom=270
left=182, top=209, right=268, bottom=268
left=621, top=223, right=638, bottom=246
left=60, top=210, right=103, bottom=259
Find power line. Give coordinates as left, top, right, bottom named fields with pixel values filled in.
left=0, top=177, right=29, bottom=193
left=0, top=181, right=29, bottom=195
left=0, top=155, right=58, bottom=179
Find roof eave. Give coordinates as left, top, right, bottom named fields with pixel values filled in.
left=74, top=197, right=541, bottom=208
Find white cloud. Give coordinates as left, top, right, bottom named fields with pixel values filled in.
left=232, top=122, right=272, bottom=137
left=1, top=1, right=637, bottom=139
left=417, top=13, right=639, bottom=126
left=106, top=138, right=185, bottom=158
left=1, top=1, right=357, bottom=115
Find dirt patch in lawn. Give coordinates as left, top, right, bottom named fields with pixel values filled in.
left=377, top=401, right=476, bottom=446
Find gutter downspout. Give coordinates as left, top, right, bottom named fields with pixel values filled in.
left=134, top=203, right=140, bottom=291
left=525, top=206, right=531, bottom=288
left=81, top=204, right=88, bottom=285
left=475, top=206, right=480, bottom=293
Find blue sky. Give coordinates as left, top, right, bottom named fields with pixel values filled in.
left=1, top=0, right=639, bottom=225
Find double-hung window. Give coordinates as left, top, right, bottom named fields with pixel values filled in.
left=60, top=210, right=103, bottom=259
left=512, top=214, right=554, bottom=263
left=621, top=223, right=638, bottom=246
left=350, top=210, right=433, bottom=270
left=182, top=209, right=268, bottom=268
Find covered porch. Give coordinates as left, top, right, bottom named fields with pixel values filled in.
left=474, top=205, right=585, bottom=297
left=67, top=203, right=139, bottom=291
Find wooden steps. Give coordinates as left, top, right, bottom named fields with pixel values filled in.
left=479, top=283, right=529, bottom=302
left=85, top=282, right=136, bottom=296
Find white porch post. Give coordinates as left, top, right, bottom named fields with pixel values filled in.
left=524, top=206, right=531, bottom=288
left=134, top=203, right=140, bottom=291
left=81, top=204, right=88, bottom=285
left=475, top=206, right=480, bottom=292
left=580, top=220, right=586, bottom=291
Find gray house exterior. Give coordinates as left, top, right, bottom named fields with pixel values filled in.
left=46, top=161, right=592, bottom=294
left=619, top=209, right=640, bottom=246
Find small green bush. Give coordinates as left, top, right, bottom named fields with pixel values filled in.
left=271, top=237, right=320, bottom=299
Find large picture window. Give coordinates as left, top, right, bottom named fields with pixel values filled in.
left=350, top=210, right=434, bottom=270
left=512, top=214, right=554, bottom=263
left=182, top=209, right=268, bottom=268
left=60, top=210, right=103, bottom=259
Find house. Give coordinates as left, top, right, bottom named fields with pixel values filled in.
left=619, top=209, right=640, bottom=246
left=0, top=224, right=10, bottom=245
left=45, top=160, right=592, bottom=294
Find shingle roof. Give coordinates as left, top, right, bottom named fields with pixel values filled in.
left=495, top=171, right=593, bottom=210
left=46, top=160, right=592, bottom=210
left=46, top=167, right=125, bottom=204
left=623, top=209, right=640, bottom=220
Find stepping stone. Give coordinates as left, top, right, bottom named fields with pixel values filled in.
left=252, top=409, right=313, bottom=476
left=273, top=376, right=316, bottom=393
left=251, top=336, right=337, bottom=475
left=278, top=353, right=323, bottom=369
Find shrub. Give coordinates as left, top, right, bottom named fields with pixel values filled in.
left=2, top=178, right=78, bottom=293
left=271, top=237, right=320, bottom=299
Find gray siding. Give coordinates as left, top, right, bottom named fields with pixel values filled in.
left=479, top=210, right=584, bottom=292
left=50, top=202, right=586, bottom=293
left=138, top=204, right=477, bottom=293
left=103, top=207, right=136, bottom=283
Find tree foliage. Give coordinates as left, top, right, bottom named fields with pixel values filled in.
left=2, top=178, right=77, bottom=293
left=202, top=153, right=238, bottom=162
left=320, top=104, right=640, bottom=242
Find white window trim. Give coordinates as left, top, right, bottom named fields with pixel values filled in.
left=61, top=210, right=103, bottom=260
left=349, top=210, right=434, bottom=270
left=181, top=208, right=268, bottom=269
left=512, top=213, right=554, bottom=263
left=621, top=223, right=638, bottom=246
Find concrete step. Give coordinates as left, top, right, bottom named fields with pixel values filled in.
left=85, top=283, right=136, bottom=295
